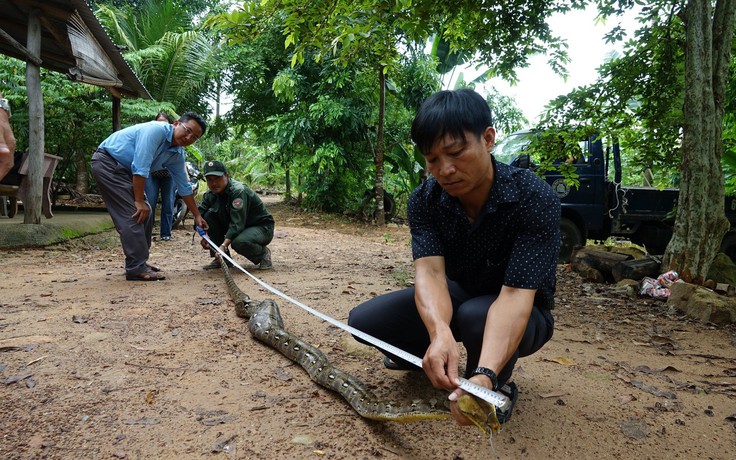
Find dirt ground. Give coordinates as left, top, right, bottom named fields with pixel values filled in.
left=1, top=196, right=736, bottom=460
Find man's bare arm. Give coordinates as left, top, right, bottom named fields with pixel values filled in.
left=414, top=256, right=459, bottom=390
left=448, top=285, right=535, bottom=425
left=477, top=286, right=535, bottom=381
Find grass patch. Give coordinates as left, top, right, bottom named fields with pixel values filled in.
left=50, top=229, right=119, bottom=251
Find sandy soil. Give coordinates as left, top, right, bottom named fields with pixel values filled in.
left=1, top=197, right=735, bottom=460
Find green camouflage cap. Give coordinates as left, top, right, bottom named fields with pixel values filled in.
left=203, top=160, right=227, bottom=177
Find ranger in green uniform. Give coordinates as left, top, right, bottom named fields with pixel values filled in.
left=198, top=160, right=274, bottom=270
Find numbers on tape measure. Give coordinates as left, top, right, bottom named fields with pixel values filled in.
left=458, top=378, right=511, bottom=411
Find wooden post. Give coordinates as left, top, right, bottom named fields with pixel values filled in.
left=112, top=96, right=121, bottom=132
left=23, top=9, right=44, bottom=224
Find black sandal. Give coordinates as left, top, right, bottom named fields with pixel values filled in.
left=496, top=382, right=518, bottom=424
left=383, top=356, right=420, bottom=371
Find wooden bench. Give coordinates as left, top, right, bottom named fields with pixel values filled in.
left=0, top=152, right=62, bottom=218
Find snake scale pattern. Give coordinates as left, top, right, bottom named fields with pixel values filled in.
left=218, top=256, right=499, bottom=434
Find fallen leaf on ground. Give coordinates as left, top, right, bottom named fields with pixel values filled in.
left=545, top=357, right=575, bottom=366
left=635, top=365, right=681, bottom=374
left=620, top=419, right=649, bottom=439
left=124, top=417, right=158, bottom=425
left=539, top=391, right=570, bottom=399
left=4, top=373, right=34, bottom=385
left=630, top=380, right=677, bottom=399
left=211, top=434, right=236, bottom=453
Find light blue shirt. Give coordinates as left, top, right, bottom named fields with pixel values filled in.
left=98, top=121, right=192, bottom=196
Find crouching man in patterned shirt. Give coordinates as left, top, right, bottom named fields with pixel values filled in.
left=198, top=160, right=275, bottom=270
left=348, top=89, right=560, bottom=427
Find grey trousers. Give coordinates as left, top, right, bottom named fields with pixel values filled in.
left=91, top=150, right=153, bottom=275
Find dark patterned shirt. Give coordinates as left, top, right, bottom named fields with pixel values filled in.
left=408, top=156, right=561, bottom=309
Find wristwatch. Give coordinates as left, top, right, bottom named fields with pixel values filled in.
left=471, top=367, right=499, bottom=390
left=0, top=97, right=10, bottom=118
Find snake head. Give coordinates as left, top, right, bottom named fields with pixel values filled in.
left=457, top=393, right=501, bottom=435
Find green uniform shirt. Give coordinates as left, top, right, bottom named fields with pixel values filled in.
left=198, top=179, right=274, bottom=241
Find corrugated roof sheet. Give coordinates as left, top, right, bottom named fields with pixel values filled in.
left=0, top=0, right=151, bottom=99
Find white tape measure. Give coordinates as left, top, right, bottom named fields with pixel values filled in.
left=199, top=229, right=511, bottom=411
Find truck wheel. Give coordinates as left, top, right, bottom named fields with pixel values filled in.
left=720, top=232, right=736, bottom=262
left=559, top=217, right=583, bottom=264
left=631, top=223, right=669, bottom=255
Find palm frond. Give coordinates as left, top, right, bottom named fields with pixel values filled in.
left=155, top=31, right=214, bottom=102
left=95, top=4, right=139, bottom=51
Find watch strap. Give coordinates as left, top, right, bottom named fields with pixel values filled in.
left=471, top=366, right=499, bottom=390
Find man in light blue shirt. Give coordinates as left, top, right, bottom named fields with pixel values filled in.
left=91, top=112, right=208, bottom=281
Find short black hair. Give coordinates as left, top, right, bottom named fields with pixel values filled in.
left=411, top=89, right=494, bottom=156
left=180, top=112, right=207, bottom=135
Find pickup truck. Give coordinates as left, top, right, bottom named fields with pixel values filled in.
left=494, top=130, right=736, bottom=262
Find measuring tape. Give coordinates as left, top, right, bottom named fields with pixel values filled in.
left=196, top=227, right=511, bottom=412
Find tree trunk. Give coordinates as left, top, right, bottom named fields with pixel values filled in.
left=23, top=9, right=43, bottom=224
left=297, top=173, right=302, bottom=207
left=284, top=164, right=291, bottom=199
left=74, top=150, right=88, bottom=195
left=374, top=66, right=386, bottom=226
left=663, top=0, right=736, bottom=283
left=215, top=74, right=221, bottom=119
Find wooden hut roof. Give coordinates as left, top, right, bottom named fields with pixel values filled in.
left=0, top=0, right=151, bottom=99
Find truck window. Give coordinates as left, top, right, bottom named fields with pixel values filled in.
left=495, top=130, right=595, bottom=168
left=494, top=131, right=534, bottom=165
left=565, top=140, right=589, bottom=165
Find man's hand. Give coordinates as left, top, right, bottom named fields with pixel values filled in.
left=131, top=199, right=150, bottom=224
left=422, top=329, right=460, bottom=390
left=193, top=214, right=208, bottom=231
left=414, top=256, right=458, bottom=390
left=448, top=374, right=492, bottom=426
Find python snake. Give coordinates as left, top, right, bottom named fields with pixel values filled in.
left=218, top=256, right=500, bottom=435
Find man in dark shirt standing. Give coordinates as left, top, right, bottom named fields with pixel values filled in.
left=348, top=89, right=560, bottom=427
left=198, top=160, right=275, bottom=270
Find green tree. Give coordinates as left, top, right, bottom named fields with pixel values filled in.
left=209, top=0, right=578, bottom=223
left=92, top=0, right=220, bottom=23
left=539, top=1, right=736, bottom=282
left=95, top=0, right=215, bottom=115
left=210, top=9, right=424, bottom=213
left=214, top=14, right=312, bottom=200
left=669, top=0, right=736, bottom=282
